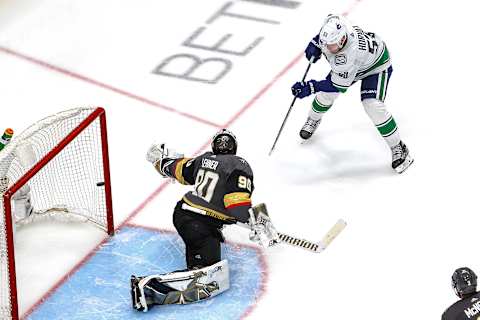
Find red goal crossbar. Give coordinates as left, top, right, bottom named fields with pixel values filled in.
left=1, top=107, right=114, bottom=320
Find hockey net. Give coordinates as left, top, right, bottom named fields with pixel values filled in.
left=0, top=107, right=114, bottom=320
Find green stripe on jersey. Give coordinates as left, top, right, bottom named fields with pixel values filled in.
left=376, top=116, right=397, bottom=136
left=378, top=71, right=386, bottom=101
left=332, top=83, right=348, bottom=93
left=357, top=46, right=390, bottom=78
left=312, top=97, right=331, bottom=112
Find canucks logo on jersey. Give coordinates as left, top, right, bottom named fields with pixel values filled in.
left=321, top=18, right=391, bottom=93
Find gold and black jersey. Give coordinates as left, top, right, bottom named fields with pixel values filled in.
left=164, top=152, right=254, bottom=224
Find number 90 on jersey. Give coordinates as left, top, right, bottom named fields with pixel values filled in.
left=238, top=175, right=252, bottom=192
left=194, top=169, right=220, bottom=202
left=194, top=170, right=252, bottom=202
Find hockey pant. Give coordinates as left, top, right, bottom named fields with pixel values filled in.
left=308, top=66, right=400, bottom=147
left=173, top=201, right=224, bottom=270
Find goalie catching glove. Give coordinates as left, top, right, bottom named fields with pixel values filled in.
left=248, top=203, right=280, bottom=248
left=146, top=143, right=183, bottom=177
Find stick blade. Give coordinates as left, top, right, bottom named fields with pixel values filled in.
left=320, top=219, right=347, bottom=250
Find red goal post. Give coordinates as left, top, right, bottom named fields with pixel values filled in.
left=0, top=107, right=114, bottom=320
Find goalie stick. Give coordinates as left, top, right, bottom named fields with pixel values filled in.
left=275, top=219, right=346, bottom=253
left=181, top=202, right=346, bottom=253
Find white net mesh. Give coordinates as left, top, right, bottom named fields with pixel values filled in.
left=0, top=107, right=112, bottom=319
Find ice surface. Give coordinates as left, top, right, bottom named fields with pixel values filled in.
left=1, top=0, right=479, bottom=319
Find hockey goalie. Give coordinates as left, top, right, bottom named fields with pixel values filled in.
left=131, top=129, right=280, bottom=311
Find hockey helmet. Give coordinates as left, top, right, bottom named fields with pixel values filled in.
left=452, top=267, right=477, bottom=298
left=211, top=129, right=237, bottom=155
left=319, top=15, right=348, bottom=52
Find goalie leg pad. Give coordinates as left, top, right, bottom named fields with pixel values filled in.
left=131, top=260, right=230, bottom=311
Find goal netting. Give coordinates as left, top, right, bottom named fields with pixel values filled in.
left=0, top=107, right=114, bottom=320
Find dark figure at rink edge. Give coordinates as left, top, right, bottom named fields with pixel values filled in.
left=131, top=129, right=279, bottom=312
left=442, top=267, right=480, bottom=320
left=291, top=14, right=413, bottom=173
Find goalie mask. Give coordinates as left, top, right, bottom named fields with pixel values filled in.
left=452, top=267, right=477, bottom=298
left=211, top=129, right=237, bottom=155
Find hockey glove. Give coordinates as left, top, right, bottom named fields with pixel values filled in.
left=291, top=80, right=320, bottom=99
left=248, top=203, right=280, bottom=248
left=146, top=144, right=183, bottom=177
left=305, top=35, right=322, bottom=63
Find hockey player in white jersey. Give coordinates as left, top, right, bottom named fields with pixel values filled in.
left=291, top=14, right=413, bottom=173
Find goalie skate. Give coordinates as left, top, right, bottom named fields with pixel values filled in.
left=131, top=276, right=147, bottom=312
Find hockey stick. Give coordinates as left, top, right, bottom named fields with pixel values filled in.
left=268, top=58, right=313, bottom=156
left=181, top=202, right=346, bottom=253
left=276, top=219, right=346, bottom=253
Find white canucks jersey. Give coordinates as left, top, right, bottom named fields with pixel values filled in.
left=322, top=21, right=391, bottom=93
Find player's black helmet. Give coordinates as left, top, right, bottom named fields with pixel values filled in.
left=452, top=267, right=477, bottom=298
left=212, top=129, right=237, bottom=155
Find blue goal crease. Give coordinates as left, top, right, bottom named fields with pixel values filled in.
left=26, top=226, right=267, bottom=320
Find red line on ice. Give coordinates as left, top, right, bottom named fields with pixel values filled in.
left=126, top=223, right=270, bottom=320
left=19, top=49, right=297, bottom=318
left=122, top=50, right=304, bottom=227
left=0, top=46, right=221, bottom=128
left=13, top=1, right=362, bottom=317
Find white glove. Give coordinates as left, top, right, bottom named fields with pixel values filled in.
left=146, top=143, right=184, bottom=178
left=146, top=143, right=170, bottom=178
left=146, top=143, right=166, bottom=165
left=248, top=203, right=280, bottom=248
left=249, top=223, right=273, bottom=248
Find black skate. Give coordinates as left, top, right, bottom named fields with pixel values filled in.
left=391, top=141, right=413, bottom=174
left=299, top=117, right=321, bottom=140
